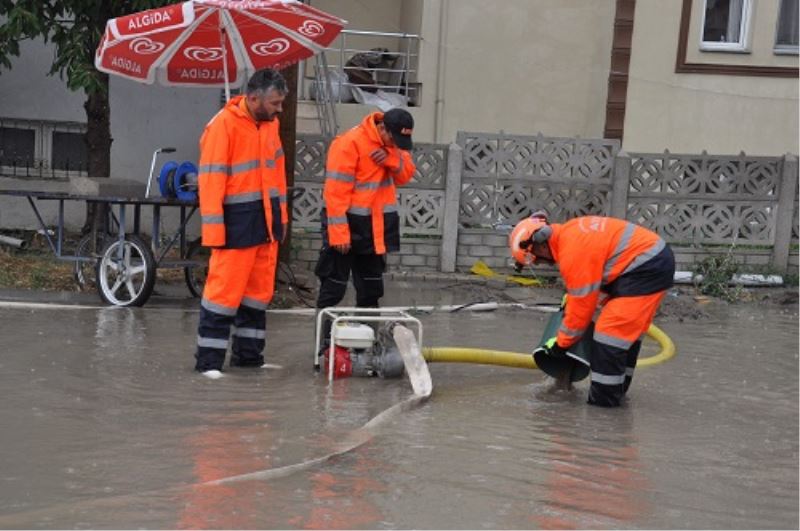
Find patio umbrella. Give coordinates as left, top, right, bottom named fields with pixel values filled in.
left=95, top=0, right=346, bottom=99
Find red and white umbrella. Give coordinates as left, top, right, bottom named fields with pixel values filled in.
left=95, top=0, right=346, bottom=98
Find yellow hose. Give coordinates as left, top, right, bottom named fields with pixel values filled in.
left=421, top=323, right=675, bottom=370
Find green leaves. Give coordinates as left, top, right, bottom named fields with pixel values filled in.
left=0, top=0, right=173, bottom=94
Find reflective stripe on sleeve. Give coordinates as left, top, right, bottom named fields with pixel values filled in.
left=199, top=163, right=231, bottom=175
left=200, top=159, right=260, bottom=176
left=327, top=215, right=348, bottom=225
left=567, top=281, right=601, bottom=297
left=558, top=323, right=585, bottom=338
left=202, top=214, right=224, bottom=224
left=326, top=171, right=355, bottom=183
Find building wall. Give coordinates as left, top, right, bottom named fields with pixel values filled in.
left=323, top=0, right=617, bottom=143
left=623, top=0, right=799, bottom=155
left=0, top=38, right=219, bottom=232
left=433, top=0, right=616, bottom=142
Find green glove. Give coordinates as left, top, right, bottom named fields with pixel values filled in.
left=533, top=337, right=567, bottom=358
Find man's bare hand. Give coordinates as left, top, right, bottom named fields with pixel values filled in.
left=333, top=243, right=351, bottom=254
left=369, top=148, right=389, bottom=165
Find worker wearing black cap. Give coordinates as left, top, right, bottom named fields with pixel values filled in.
left=315, top=108, right=416, bottom=346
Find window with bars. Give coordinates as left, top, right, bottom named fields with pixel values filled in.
left=0, top=118, right=88, bottom=178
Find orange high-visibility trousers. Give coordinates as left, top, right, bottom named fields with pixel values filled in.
left=195, top=242, right=279, bottom=371
left=588, top=290, right=667, bottom=406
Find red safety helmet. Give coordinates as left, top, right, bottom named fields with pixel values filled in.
left=509, top=214, right=552, bottom=265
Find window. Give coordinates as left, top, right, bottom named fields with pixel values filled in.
left=51, top=131, right=89, bottom=172
left=700, top=0, right=751, bottom=52
left=775, top=0, right=799, bottom=54
left=0, top=118, right=88, bottom=178
left=0, top=126, right=36, bottom=168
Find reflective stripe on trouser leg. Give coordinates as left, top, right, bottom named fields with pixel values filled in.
left=587, top=339, right=628, bottom=407
left=623, top=339, right=642, bottom=393
left=231, top=306, right=266, bottom=366
left=230, top=242, right=278, bottom=367
left=196, top=304, right=235, bottom=371
left=588, top=291, right=667, bottom=406
left=352, top=253, right=385, bottom=307
left=195, top=246, right=258, bottom=371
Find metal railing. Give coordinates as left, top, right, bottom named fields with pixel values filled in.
left=301, top=29, right=421, bottom=106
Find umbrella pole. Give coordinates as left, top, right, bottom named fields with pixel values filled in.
left=221, top=26, right=230, bottom=102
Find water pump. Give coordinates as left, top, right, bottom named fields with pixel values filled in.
left=322, top=322, right=405, bottom=379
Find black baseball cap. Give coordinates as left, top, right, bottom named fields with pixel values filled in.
left=382, top=108, right=414, bottom=150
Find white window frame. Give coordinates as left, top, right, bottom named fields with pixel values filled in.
left=0, top=118, right=88, bottom=178
left=774, top=0, right=799, bottom=55
left=699, top=0, right=753, bottom=53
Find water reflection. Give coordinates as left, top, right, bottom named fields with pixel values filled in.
left=175, top=410, right=273, bottom=530
left=532, top=408, right=648, bottom=529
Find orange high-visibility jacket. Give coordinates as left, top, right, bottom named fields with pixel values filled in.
left=548, top=216, right=671, bottom=348
left=198, top=95, right=287, bottom=248
left=322, top=112, right=415, bottom=254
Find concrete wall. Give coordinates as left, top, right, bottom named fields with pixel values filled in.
left=623, top=0, right=799, bottom=155
left=290, top=232, right=443, bottom=272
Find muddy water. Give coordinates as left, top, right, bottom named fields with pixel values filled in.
left=0, top=284, right=796, bottom=529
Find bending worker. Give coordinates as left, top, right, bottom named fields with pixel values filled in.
left=315, top=108, right=416, bottom=342
left=194, top=69, right=288, bottom=378
left=509, top=213, right=675, bottom=407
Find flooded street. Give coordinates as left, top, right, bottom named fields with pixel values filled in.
left=0, top=282, right=797, bottom=529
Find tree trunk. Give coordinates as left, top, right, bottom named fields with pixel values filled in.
left=278, top=63, right=298, bottom=264
left=82, top=73, right=112, bottom=235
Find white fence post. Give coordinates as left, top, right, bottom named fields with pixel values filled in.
left=440, top=143, right=462, bottom=272
left=771, top=154, right=798, bottom=273
left=611, top=151, right=631, bottom=219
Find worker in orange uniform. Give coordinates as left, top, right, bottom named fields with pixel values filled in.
left=194, top=69, right=288, bottom=378
left=315, top=108, right=416, bottom=345
left=509, top=213, right=675, bottom=407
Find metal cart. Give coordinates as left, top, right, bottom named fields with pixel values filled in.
left=0, top=189, right=207, bottom=307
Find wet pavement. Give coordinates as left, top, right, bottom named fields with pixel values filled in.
left=0, top=281, right=797, bottom=529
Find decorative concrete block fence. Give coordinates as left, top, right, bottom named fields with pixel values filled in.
left=291, top=132, right=798, bottom=274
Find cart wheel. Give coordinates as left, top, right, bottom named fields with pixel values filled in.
left=96, top=235, right=156, bottom=307
left=184, top=238, right=210, bottom=298
left=73, top=233, right=107, bottom=291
